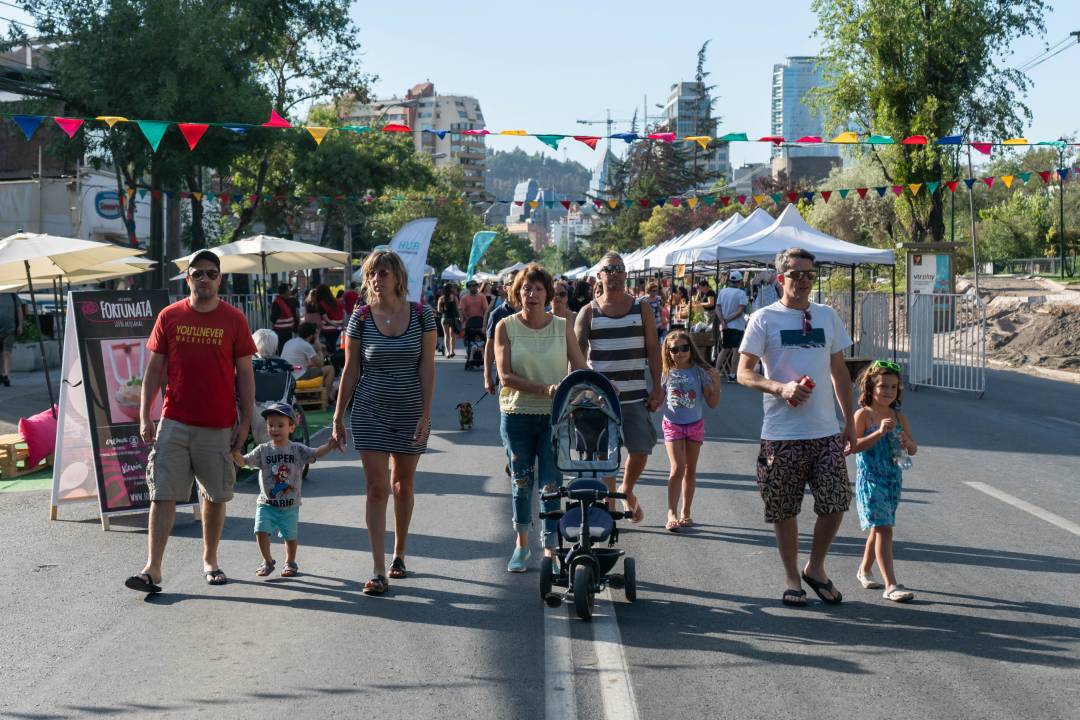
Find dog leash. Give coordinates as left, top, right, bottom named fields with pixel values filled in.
left=471, top=390, right=489, bottom=406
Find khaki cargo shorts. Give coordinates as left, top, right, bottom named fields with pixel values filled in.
left=146, top=418, right=236, bottom=503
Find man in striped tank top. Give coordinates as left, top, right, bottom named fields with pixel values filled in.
left=575, top=252, right=663, bottom=523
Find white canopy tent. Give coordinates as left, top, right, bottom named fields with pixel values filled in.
left=562, top=266, right=589, bottom=280
left=669, top=209, right=775, bottom=266
left=471, top=270, right=500, bottom=282
left=497, top=261, right=529, bottom=279
left=441, top=264, right=467, bottom=281
left=653, top=217, right=734, bottom=268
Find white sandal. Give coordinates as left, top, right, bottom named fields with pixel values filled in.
left=857, top=571, right=883, bottom=589
left=883, top=584, right=914, bottom=602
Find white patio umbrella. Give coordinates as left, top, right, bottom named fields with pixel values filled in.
left=0, top=233, right=146, bottom=412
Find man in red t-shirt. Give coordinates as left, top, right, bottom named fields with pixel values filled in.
left=124, top=250, right=257, bottom=595
left=458, top=281, right=489, bottom=326
left=343, top=282, right=360, bottom=316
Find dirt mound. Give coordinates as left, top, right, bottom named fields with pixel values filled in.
left=988, top=303, right=1080, bottom=371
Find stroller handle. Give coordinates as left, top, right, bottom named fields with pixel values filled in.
left=543, top=488, right=627, bottom=502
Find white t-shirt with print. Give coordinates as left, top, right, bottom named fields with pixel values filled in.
left=281, top=336, right=318, bottom=379
left=739, top=301, right=851, bottom=440
left=717, top=287, right=749, bottom=330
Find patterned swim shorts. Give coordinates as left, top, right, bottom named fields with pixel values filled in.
left=755, top=434, right=851, bottom=523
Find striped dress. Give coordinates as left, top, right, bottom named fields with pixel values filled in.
left=586, top=298, right=648, bottom=404
left=345, top=303, right=436, bottom=454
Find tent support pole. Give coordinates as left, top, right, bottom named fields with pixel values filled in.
left=24, top=260, right=56, bottom=416
left=891, top=263, right=898, bottom=363
left=850, top=265, right=856, bottom=353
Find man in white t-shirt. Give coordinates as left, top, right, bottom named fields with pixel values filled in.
left=715, top=271, right=749, bottom=382
left=737, top=247, right=855, bottom=609
left=281, top=322, right=333, bottom=391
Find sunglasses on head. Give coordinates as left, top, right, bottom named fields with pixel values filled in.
left=188, top=268, right=220, bottom=280
left=601, top=264, right=626, bottom=274
left=783, top=270, right=816, bottom=282
left=872, top=359, right=902, bottom=372
left=668, top=343, right=691, bottom=353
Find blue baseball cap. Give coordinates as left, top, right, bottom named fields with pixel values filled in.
left=260, top=402, right=295, bottom=421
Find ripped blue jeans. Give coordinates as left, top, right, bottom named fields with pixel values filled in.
left=500, top=412, right=562, bottom=548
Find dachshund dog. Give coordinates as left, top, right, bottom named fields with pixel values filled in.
left=456, top=401, right=474, bottom=430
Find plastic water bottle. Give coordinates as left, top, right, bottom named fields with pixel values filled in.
left=892, top=429, right=913, bottom=471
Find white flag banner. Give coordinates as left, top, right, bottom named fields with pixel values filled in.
left=389, top=218, right=437, bottom=303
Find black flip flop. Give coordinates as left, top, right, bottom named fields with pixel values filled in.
left=205, top=569, right=228, bottom=586
left=125, top=572, right=162, bottom=594
left=802, top=572, right=842, bottom=604
left=781, top=588, right=807, bottom=606
left=388, top=558, right=408, bottom=579
left=363, top=574, right=388, bottom=596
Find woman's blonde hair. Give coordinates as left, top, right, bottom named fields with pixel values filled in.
left=509, top=263, right=555, bottom=305
left=360, top=250, right=408, bottom=299
left=661, top=329, right=710, bottom=375
left=856, top=362, right=903, bottom=409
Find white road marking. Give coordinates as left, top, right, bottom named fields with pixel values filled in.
left=1045, top=416, right=1080, bottom=429
left=544, top=602, right=577, bottom=720
left=965, top=481, right=1080, bottom=536
left=592, top=589, right=641, bottom=720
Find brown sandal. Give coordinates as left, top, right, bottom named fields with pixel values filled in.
left=255, top=560, right=275, bottom=577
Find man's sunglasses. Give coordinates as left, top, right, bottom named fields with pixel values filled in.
left=188, top=269, right=220, bottom=280
left=600, top=264, right=626, bottom=274
left=668, top=344, right=691, bottom=353
left=783, top=270, right=816, bottom=282
left=872, top=359, right=902, bottom=372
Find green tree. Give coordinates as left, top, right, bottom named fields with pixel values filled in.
left=639, top=202, right=725, bottom=247
left=811, top=0, right=1049, bottom=242
left=479, top=227, right=535, bottom=273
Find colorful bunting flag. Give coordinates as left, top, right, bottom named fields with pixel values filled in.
left=656, top=198, right=667, bottom=207
left=528, top=200, right=539, bottom=209
left=1000, top=175, right=1014, bottom=188
left=936, top=135, right=963, bottom=145
left=573, top=135, right=600, bottom=150
left=560, top=200, right=571, bottom=210
left=830, top=132, right=858, bottom=144
left=908, top=183, right=922, bottom=195
left=13, top=115, right=43, bottom=140
left=684, top=136, right=711, bottom=150
left=971, top=142, right=992, bottom=155
left=867, top=135, right=894, bottom=145
left=874, top=187, right=887, bottom=197
left=638, top=198, right=650, bottom=207
left=820, top=190, right=832, bottom=203
left=982, top=177, right=994, bottom=188
left=500, top=129, right=527, bottom=135
left=802, top=191, right=815, bottom=203
left=856, top=188, right=868, bottom=199
left=536, top=135, right=563, bottom=151
left=1018, top=172, right=1032, bottom=184
left=54, top=117, right=84, bottom=138
left=262, top=110, right=291, bottom=128
left=771, top=193, right=782, bottom=203
left=1038, top=171, right=1051, bottom=184
left=752, top=194, right=767, bottom=205
left=796, top=136, right=822, bottom=144
left=719, top=196, right=729, bottom=207
left=786, top=192, right=799, bottom=203
left=902, top=135, right=928, bottom=145
left=136, top=120, right=170, bottom=152
left=759, top=136, right=785, bottom=145
left=736, top=195, right=747, bottom=205
left=946, top=180, right=959, bottom=192
left=608, top=199, right=619, bottom=209
left=647, top=132, right=675, bottom=143
left=96, top=116, right=128, bottom=127
left=926, top=181, right=940, bottom=194
left=702, top=196, right=716, bottom=206
left=306, top=126, right=331, bottom=145
left=891, top=185, right=903, bottom=196
left=838, top=189, right=850, bottom=199
left=611, top=132, right=638, bottom=143
left=963, top=179, right=976, bottom=189
left=463, top=129, right=490, bottom=135
left=1059, top=168, right=1071, bottom=181
left=178, top=123, right=208, bottom=150
left=1002, top=138, right=1028, bottom=145
left=687, top=197, right=699, bottom=209
left=671, top=198, right=682, bottom=207
left=719, top=132, right=748, bottom=142
left=383, top=123, right=411, bottom=132
left=593, top=199, right=603, bottom=208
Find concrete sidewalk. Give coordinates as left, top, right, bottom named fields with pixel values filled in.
left=0, top=369, right=61, bottom=434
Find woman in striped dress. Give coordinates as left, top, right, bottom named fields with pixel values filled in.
left=331, top=250, right=437, bottom=596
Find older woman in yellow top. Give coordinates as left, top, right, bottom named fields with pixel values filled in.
left=494, top=263, right=588, bottom=572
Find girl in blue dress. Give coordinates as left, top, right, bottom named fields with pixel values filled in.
left=851, top=361, right=919, bottom=603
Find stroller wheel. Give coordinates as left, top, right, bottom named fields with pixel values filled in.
left=573, top=565, right=594, bottom=621
left=623, top=557, right=637, bottom=603
left=540, top=556, right=554, bottom=601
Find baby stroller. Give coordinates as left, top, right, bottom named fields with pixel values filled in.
left=539, top=369, right=637, bottom=620
left=251, top=356, right=311, bottom=478
left=462, top=315, right=486, bottom=371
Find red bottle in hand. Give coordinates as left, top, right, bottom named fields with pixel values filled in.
left=787, top=375, right=816, bottom=406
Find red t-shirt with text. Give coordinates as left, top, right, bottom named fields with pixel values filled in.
left=146, top=299, right=257, bottom=428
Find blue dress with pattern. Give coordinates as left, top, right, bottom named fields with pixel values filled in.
left=855, top=423, right=903, bottom=530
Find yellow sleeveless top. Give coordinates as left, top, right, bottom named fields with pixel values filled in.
left=499, top=314, right=567, bottom=415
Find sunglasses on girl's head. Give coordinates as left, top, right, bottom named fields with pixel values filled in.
left=188, top=268, right=220, bottom=280
left=668, top=344, right=691, bottom=353
left=601, top=264, right=626, bottom=274
left=872, top=359, right=902, bottom=372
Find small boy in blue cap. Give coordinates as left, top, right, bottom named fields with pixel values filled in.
left=233, top=402, right=333, bottom=578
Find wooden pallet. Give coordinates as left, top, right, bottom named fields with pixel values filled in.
left=0, top=433, right=52, bottom=479
left=294, top=384, right=328, bottom=411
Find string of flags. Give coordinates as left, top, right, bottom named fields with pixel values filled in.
left=3, top=110, right=1077, bottom=154
left=117, top=166, right=1079, bottom=212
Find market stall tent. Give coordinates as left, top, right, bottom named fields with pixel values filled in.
left=670, top=208, right=776, bottom=266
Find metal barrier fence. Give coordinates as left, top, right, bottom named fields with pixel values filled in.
left=994, top=256, right=1076, bottom=276
left=170, top=293, right=262, bottom=329
left=813, top=291, right=892, bottom=360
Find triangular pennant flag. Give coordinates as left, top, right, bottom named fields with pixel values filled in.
left=249, top=194, right=259, bottom=204
left=874, top=187, right=887, bottom=197
left=945, top=180, right=959, bottom=192
left=262, top=110, right=291, bottom=128
left=306, top=126, right=331, bottom=145
left=926, top=181, right=940, bottom=194
left=758, top=136, right=785, bottom=145
left=638, top=198, right=651, bottom=207
left=126, top=187, right=136, bottom=197
left=151, top=190, right=162, bottom=199
left=1000, top=175, right=1014, bottom=188
left=670, top=198, right=682, bottom=207
left=901, top=135, right=928, bottom=145
left=560, top=200, right=571, bottom=210
left=963, top=178, right=976, bottom=189
left=856, top=188, right=868, bottom=199
left=425, top=129, right=448, bottom=139
left=687, top=197, right=699, bottom=209
left=684, top=136, right=711, bottom=150
left=702, top=196, right=716, bottom=206
left=908, top=183, right=922, bottom=195
left=136, top=120, right=170, bottom=152
left=829, top=131, right=858, bottom=144
left=647, top=132, right=675, bottom=143
left=719, top=196, right=730, bottom=207
left=462, top=129, right=490, bottom=135
left=343, top=125, right=371, bottom=134
left=54, top=117, right=84, bottom=138
left=95, top=116, right=128, bottom=127
left=138, top=188, right=148, bottom=199
left=820, top=190, right=832, bottom=203
left=623, top=199, right=634, bottom=208
left=1018, top=172, right=1032, bottom=184
left=611, top=132, right=639, bottom=143
left=536, top=135, right=563, bottom=150
left=192, top=192, right=203, bottom=201
left=838, top=189, right=850, bottom=199
left=1002, top=138, right=1028, bottom=145
left=1059, top=168, right=1071, bottom=181
left=573, top=135, right=600, bottom=150
left=737, top=195, right=747, bottom=205
left=982, top=177, right=994, bottom=188
left=608, top=199, right=619, bottom=209
left=1038, top=171, right=1051, bottom=184
left=500, top=129, right=527, bottom=136
left=971, top=142, right=992, bottom=155
left=178, top=123, right=209, bottom=150
left=718, top=132, right=748, bottom=142
left=13, top=115, right=43, bottom=140
left=528, top=201, right=539, bottom=209
left=867, top=135, right=894, bottom=144
left=891, top=185, right=903, bottom=196
left=544, top=200, right=555, bottom=209
left=795, top=136, right=823, bottom=144
left=514, top=201, right=524, bottom=207
left=656, top=198, right=667, bottom=207
left=179, top=191, right=190, bottom=199
left=936, top=135, right=963, bottom=145
left=802, top=191, right=815, bottom=203
left=752, top=194, right=767, bottom=205
left=786, top=192, right=799, bottom=203
left=382, top=123, right=411, bottom=132
left=771, top=193, right=782, bottom=203
left=593, top=199, right=603, bottom=208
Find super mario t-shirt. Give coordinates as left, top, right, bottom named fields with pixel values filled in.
left=242, top=441, right=317, bottom=508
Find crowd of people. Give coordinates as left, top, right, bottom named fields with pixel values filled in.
left=124, top=244, right=918, bottom=608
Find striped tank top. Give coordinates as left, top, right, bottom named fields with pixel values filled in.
left=587, top=297, right=648, bottom=404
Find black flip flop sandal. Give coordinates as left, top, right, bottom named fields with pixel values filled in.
left=205, top=569, right=228, bottom=586
left=802, top=572, right=842, bottom=604
left=363, top=574, right=388, bottom=596
left=781, top=588, right=807, bottom=606
left=388, top=557, right=407, bottom=579
left=125, top=572, right=162, bottom=594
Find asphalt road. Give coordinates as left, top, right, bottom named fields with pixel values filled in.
left=0, top=358, right=1077, bottom=720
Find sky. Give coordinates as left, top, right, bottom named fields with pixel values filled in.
left=2, top=1, right=1079, bottom=174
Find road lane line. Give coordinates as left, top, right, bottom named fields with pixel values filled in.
left=544, top=602, right=577, bottom=720
left=965, top=481, right=1080, bottom=536
left=1045, top=416, right=1080, bottom=429
left=592, top=590, right=640, bottom=720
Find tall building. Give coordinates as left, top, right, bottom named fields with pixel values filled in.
left=339, top=81, right=487, bottom=197
left=770, top=57, right=839, bottom=160
left=659, top=81, right=730, bottom=187
left=589, top=138, right=618, bottom=199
